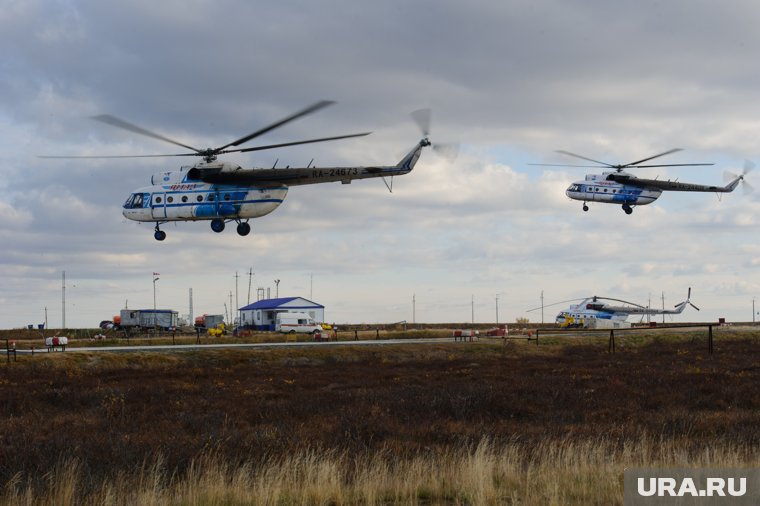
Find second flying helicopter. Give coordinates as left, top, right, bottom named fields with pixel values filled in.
left=532, top=149, right=753, bottom=214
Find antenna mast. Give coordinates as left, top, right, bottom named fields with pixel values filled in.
left=189, top=288, right=193, bottom=327
left=541, top=290, right=544, bottom=324
left=247, top=267, right=253, bottom=304
left=62, top=271, right=66, bottom=329
left=234, top=271, right=240, bottom=318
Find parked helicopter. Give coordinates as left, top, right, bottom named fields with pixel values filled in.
left=531, top=149, right=753, bottom=214
left=42, top=102, right=448, bottom=240
left=528, top=288, right=699, bottom=328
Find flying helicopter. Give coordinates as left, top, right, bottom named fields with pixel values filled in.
left=528, top=288, right=699, bottom=328
left=42, top=102, right=448, bottom=240
left=531, top=149, right=753, bottom=214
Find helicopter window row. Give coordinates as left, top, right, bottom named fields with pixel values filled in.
left=582, top=186, right=635, bottom=195
left=150, top=192, right=239, bottom=205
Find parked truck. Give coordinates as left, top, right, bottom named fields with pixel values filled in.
left=194, top=314, right=225, bottom=329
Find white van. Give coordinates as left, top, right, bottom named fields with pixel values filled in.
left=275, top=312, right=323, bottom=334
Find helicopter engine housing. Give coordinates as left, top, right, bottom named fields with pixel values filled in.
left=186, top=162, right=243, bottom=181
left=151, top=167, right=192, bottom=185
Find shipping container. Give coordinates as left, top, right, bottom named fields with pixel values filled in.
left=119, top=309, right=178, bottom=330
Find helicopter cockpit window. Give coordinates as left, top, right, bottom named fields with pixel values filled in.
left=123, top=193, right=146, bottom=209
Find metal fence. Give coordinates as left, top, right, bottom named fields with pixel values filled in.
left=502, top=323, right=718, bottom=354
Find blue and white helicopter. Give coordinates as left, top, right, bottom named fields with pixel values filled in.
left=530, top=288, right=700, bottom=328
left=533, top=149, right=752, bottom=214
left=44, top=102, right=446, bottom=240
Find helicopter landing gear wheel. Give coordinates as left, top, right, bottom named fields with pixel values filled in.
left=582, top=204, right=589, bottom=212
left=236, top=221, right=251, bottom=236
left=210, top=218, right=225, bottom=233
left=622, top=204, right=633, bottom=215
left=154, top=224, right=166, bottom=241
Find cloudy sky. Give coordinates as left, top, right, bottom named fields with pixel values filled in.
left=3, top=0, right=760, bottom=328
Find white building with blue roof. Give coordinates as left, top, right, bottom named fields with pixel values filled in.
left=239, top=297, right=325, bottom=330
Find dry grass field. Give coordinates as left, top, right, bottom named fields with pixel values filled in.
left=0, top=328, right=758, bottom=504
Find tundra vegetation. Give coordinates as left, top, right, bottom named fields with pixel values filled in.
left=0, top=328, right=758, bottom=505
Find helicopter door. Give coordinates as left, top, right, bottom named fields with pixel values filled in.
left=151, top=192, right=167, bottom=219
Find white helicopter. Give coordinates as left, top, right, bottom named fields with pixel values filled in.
left=43, top=102, right=447, bottom=240
left=530, top=288, right=700, bottom=328
left=532, top=149, right=753, bottom=214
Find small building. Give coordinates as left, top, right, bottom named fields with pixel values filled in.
left=239, top=297, right=325, bottom=331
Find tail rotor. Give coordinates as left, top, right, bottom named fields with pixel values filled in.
left=411, top=109, right=431, bottom=138
left=724, top=160, right=755, bottom=195
left=410, top=109, right=459, bottom=161
left=681, top=287, right=700, bottom=311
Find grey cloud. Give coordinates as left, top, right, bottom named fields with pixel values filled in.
left=3, top=0, right=760, bottom=325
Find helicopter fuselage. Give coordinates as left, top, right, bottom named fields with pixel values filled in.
left=123, top=183, right=287, bottom=223
left=122, top=164, right=288, bottom=224
left=565, top=172, right=662, bottom=207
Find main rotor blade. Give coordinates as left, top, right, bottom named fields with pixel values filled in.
left=526, top=298, right=585, bottom=312
left=229, top=132, right=371, bottom=154
left=39, top=153, right=198, bottom=159
left=216, top=100, right=336, bottom=151
left=590, top=296, right=648, bottom=308
left=630, top=163, right=714, bottom=168
left=92, top=114, right=201, bottom=153
left=529, top=163, right=609, bottom=168
left=624, top=148, right=682, bottom=167
left=556, top=150, right=616, bottom=167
